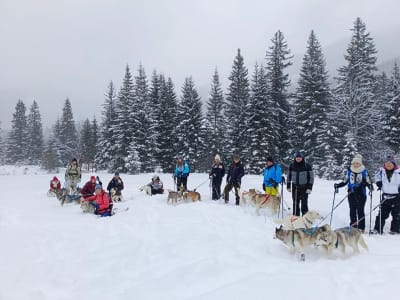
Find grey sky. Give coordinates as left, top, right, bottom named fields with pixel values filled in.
left=1, top=0, right=400, bottom=131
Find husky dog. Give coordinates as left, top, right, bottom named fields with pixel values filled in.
left=240, top=189, right=259, bottom=205
left=314, top=228, right=347, bottom=256
left=167, top=189, right=184, bottom=205
left=110, top=188, right=123, bottom=202
left=139, top=185, right=152, bottom=196
left=183, top=191, right=201, bottom=202
left=274, top=224, right=331, bottom=261
left=254, top=194, right=281, bottom=215
left=81, top=200, right=96, bottom=214
left=274, top=210, right=322, bottom=230
left=334, top=227, right=368, bottom=254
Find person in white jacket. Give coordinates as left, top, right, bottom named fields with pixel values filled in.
left=373, top=155, right=400, bottom=234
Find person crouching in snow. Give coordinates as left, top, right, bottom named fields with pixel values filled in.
left=147, top=175, right=164, bottom=195
left=372, top=155, right=400, bottom=234
left=80, top=175, right=97, bottom=200
left=334, top=154, right=373, bottom=233
left=49, top=176, right=61, bottom=197
left=82, top=184, right=112, bottom=216
left=107, top=172, right=124, bottom=197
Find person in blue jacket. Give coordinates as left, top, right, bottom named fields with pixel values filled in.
left=174, top=156, right=190, bottom=191
left=263, top=157, right=282, bottom=197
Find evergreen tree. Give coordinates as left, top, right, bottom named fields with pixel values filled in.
left=0, top=122, right=5, bottom=164
left=6, top=100, right=29, bottom=164
left=385, top=63, right=400, bottom=154
left=113, top=65, right=135, bottom=172
left=205, top=68, right=226, bottom=159
left=80, top=118, right=93, bottom=167
left=247, top=63, right=271, bottom=173
left=294, top=30, right=332, bottom=176
left=27, top=100, right=44, bottom=164
left=156, top=76, right=179, bottom=172
left=42, top=135, right=60, bottom=172
left=225, top=49, right=250, bottom=161
left=265, top=30, right=292, bottom=162
left=96, top=81, right=117, bottom=171
left=334, top=18, right=378, bottom=169
left=58, top=98, right=78, bottom=165
left=175, top=77, right=203, bottom=171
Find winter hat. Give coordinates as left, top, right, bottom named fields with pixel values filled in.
left=267, top=157, right=274, bottom=163
left=351, top=154, right=363, bottom=165
left=90, top=175, right=96, bottom=181
left=72, top=158, right=77, bottom=163
left=385, top=154, right=397, bottom=166
left=53, top=176, right=58, bottom=181
left=95, top=184, right=102, bottom=191
left=294, top=151, right=304, bottom=159
left=114, top=171, right=119, bottom=176
left=215, top=154, right=221, bottom=161
left=233, top=153, right=240, bottom=160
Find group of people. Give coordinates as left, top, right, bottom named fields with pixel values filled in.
left=50, top=153, right=400, bottom=233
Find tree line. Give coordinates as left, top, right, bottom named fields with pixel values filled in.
left=1, top=18, right=399, bottom=178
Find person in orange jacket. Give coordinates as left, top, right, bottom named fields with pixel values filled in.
left=83, top=184, right=112, bottom=216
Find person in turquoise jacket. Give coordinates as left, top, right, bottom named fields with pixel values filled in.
left=174, top=156, right=190, bottom=191
left=263, top=157, right=282, bottom=197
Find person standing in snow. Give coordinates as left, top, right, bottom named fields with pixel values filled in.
left=372, top=155, right=400, bottom=234
left=334, top=154, right=373, bottom=233
left=65, top=158, right=81, bottom=193
left=286, top=151, right=314, bottom=216
left=223, top=153, right=245, bottom=205
left=209, top=154, right=225, bottom=200
left=263, top=157, right=282, bottom=197
left=174, top=156, right=190, bottom=191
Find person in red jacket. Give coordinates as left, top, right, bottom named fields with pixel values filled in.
left=83, top=184, right=112, bottom=216
left=80, top=175, right=97, bottom=199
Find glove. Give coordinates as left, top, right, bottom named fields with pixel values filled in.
left=376, top=181, right=382, bottom=191
left=268, top=179, right=278, bottom=188
left=334, top=183, right=339, bottom=194
left=306, top=189, right=312, bottom=194
left=287, top=187, right=291, bottom=192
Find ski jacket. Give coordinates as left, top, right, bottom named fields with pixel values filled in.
left=50, top=179, right=61, bottom=190
left=263, top=164, right=282, bottom=188
left=375, top=167, right=400, bottom=195
left=210, top=162, right=225, bottom=182
left=81, top=181, right=96, bottom=198
left=107, top=177, right=124, bottom=193
left=65, top=164, right=81, bottom=181
left=287, top=160, right=314, bottom=190
left=175, top=161, right=190, bottom=178
left=85, top=190, right=111, bottom=214
left=336, top=168, right=372, bottom=196
left=226, top=161, right=245, bottom=184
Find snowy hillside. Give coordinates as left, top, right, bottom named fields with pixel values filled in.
left=0, top=166, right=399, bottom=300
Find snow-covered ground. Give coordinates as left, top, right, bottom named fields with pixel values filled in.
left=0, top=165, right=399, bottom=300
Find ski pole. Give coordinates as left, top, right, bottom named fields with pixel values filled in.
left=279, top=180, right=284, bottom=219
left=369, top=189, right=373, bottom=236
left=192, top=178, right=211, bottom=191
left=330, top=189, right=337, bottom=226
left=318, top=194, right=348, bottom=226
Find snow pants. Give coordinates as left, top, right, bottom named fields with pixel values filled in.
left=292, top=185, right=309, bottom=216
left=348, top=190, right=367, bottom=230
left=374, top=195, right=400, bottom=233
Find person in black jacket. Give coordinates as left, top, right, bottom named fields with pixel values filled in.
left=286, top=151, right=314, bottom=216
left=107, top=172, right=124, bottom=196
left=223, top=153, right=245, bottom=205
left=209, top=154, right=225, bottom=200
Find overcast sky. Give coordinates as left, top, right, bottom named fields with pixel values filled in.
left=1, top=0, right=400, bottom=131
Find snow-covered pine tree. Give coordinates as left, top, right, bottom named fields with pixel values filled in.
left=385, top=63, right=400, bottom=154
left=58, top=98, right=78, bottom=165
left=334, top=18, right=378, bottom=170
left=0, top=122, right=4, bottom=164
left=79, top=118, right=94, bottom=170
left=225, top=49, right=250, bottom=162
left=113, top=65, right=135, bottom=172
left=265, top=30, right=292, bottom=163
left=247, top=63, right=271, bottom=173
left=156, top=76, right=179, bottom=173
left=175, top=77, right=203, bottom=171
left=27, top=100, right=44, bottom=165
left=294, top=30, right=332, bottom=176
left=6, top=100, right=29, bottom=164
left=42, top=134, right=60, bottom=172
left=96, top=81, right=117, bottom=171
left=205, top=68, right=226, bottom=158
left=127, top=64, right=151, bottom=173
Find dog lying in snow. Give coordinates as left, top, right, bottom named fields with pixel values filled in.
left=274, top=210, right=322, bottom=230
left=110, top=188, right=123, bottom=202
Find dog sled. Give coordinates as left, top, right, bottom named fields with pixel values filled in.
left=59, top=187, right=82, bottom=206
